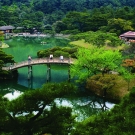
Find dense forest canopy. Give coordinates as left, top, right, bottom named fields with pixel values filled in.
left=1, top=0, right=135, bottom=9
left=0, top=0, right=135, bottom=35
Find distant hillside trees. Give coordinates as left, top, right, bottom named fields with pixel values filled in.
left=0, top=2, right=135, bottom=35
left=1, top=0, right=135, bottom=11
left=62, top=11, right=109, bottom=32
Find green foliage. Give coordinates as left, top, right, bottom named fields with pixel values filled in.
left=0, top=50, right=14, bottom=64
left=71, top=87, right=135, bottom=135
left=86, top=74, right=124, bottom=101
left=61, top=29, right=80, bottom=35
left=0, top=49, right=15, bottom=79
left=53, top=21, right=67, bottom=33
left=0, top=20, right=7, bottom=26
left=0, top=2, right=135, bottom=34
left=70, top=31, right=123, bottom=47
left=107, top=18, right=134, bottom=35
left=37, top=47, right=78, bottom=58
left=0, top=82, right=77, bottom=135
left=70, top=46, right=123, bottom=82
left=0, top=31, right=4, bottom=46
left=118, top=67, right=135, bottom=91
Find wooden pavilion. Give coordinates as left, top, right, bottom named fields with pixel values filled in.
left=0, top=25, right=15, bottom=33
left=120, top=31, right=135, bottom=42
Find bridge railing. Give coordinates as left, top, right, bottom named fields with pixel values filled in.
left=2, top=57, right=74, bottom=71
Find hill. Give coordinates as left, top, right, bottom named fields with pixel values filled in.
left=1, top=0, right=135, bottom=10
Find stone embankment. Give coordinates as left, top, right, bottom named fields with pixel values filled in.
left=13, top=33, right=70, bottom=38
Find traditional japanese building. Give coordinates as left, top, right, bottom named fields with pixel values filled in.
left=0, top=25, right=15, bottom=33
left=120, top=31, right=135, bottom=42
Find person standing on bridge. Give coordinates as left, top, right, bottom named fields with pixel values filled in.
left=50, top=54, right=53, bottom=60
left=28, top=55, right=32, bottom=63
left=60, top=55, right=64, bottom=62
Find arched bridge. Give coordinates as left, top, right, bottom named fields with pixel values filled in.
left=2, top=57, right=74, bottom=71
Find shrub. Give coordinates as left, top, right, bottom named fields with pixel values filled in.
left=49, top=47, right=61, bottom=52
left=37, top=47, right=77, bottom=58
left=54, top=50, right=63, bottom=57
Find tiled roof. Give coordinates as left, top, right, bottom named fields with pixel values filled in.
left=0, top=25, right=15, bottom=30
left=120, top=31, right=135, bottom=38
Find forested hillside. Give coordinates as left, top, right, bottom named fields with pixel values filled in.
left=1, top=0, right=135, bottom=10
left=0, top=0, right=135, bottom=35
left=0, top=2, right=135, bottom=35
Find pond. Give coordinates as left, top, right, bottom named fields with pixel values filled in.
left=1, top=36, right=115, bottom=121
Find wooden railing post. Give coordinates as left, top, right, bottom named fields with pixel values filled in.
left=68, top=64, right=71, bottom=82
left=28, top=66, right=32, bottom=80
left=46, top=63, right=51, bottom=82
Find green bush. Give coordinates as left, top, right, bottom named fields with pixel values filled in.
left=54, top=50, right=63, bottom=57
left=61, top=47, right=77, bottom=54
left=37, top=50, right=50, bottom=57
left=49, top=46, right=61, bottom=52
left=37, top=47, right=77, bottom=58
left=61, top=52, right=69, bottom=57
left=61, top=29, right=80, bottom=34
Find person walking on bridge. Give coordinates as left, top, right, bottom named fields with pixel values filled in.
left=60, top=55, right=64, bottom=62
left=28, top=55, right=32, bottom=63
left=50, top=54, right=53, bottom=60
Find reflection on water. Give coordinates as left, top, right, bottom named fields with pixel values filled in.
left=1, top=37, right=115, bottom=121
left=17, top=65, right=69, bottom=89
left=4, top=90, right=23, bottom=101
left=55, top=95, right=115, bottom=121
left=2, top=88, right=115, bottom=122
left=0, top=80, right=115, bottom=122
left=4, top=37, right=71, bottom=62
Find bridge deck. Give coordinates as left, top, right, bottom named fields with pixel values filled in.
left=2, top=57, right=74, bottom=71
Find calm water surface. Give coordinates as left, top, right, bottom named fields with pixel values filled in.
left=1, top=36, right=115, bottom=121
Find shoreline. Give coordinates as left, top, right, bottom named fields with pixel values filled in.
left=1, top=33, right=70, bottom=48
left=13, top=33, right=70, bottom=39
left=0, top=42, right=9, bottom=48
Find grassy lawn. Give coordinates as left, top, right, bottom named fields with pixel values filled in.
left=69, top=39, right=92, bottom=49
left=69, top=39, right=127, bottom=51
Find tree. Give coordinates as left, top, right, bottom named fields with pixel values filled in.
left=69, top=31, right=123, bottom=47
left=70, top=46, right=123, bottom=82
left=0, top=20, right=7, bottom=26
left=107, top=18, right=134, bottom=35
left=0, top=49, right=14, bottom=79
left=0, top=82, right=76, bottom=135
left=71, top=87, right=135, bottom=135
left=53, top=21, right=67, bottom=33
left=115, top=6, right=133, bottom=20
left=0, top=31, right=4, bottom=47
left=63, top=11, right=91, bottom=32
left=0, top=50, right=14, bottom=64
left=120, top=61, right=135, bottom=91
left=121, top=68, right=134, bottom=91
